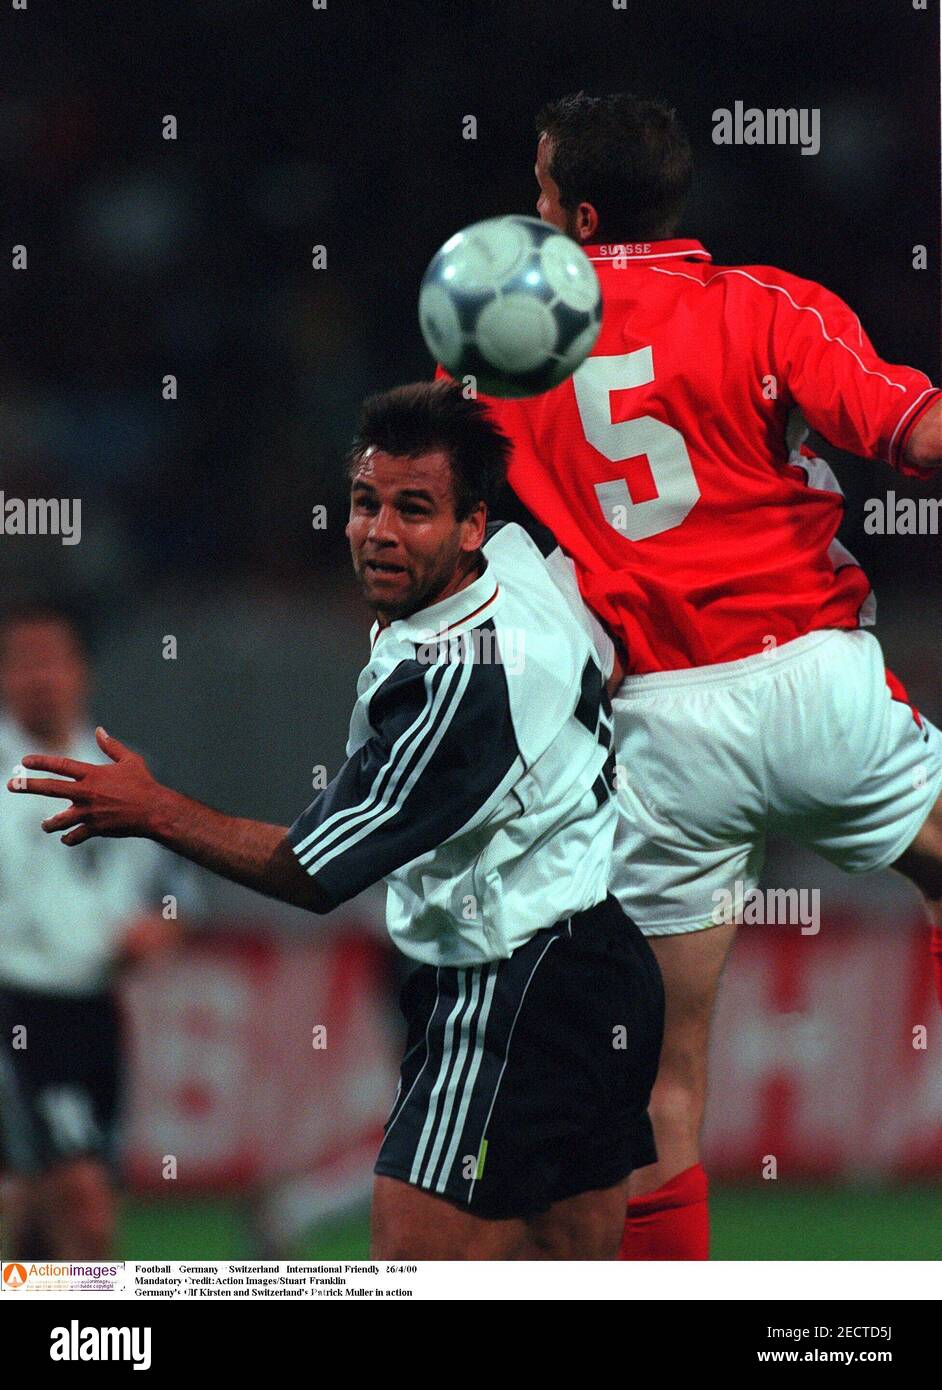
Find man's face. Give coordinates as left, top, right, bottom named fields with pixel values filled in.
left=346, top=449, right=485, bottom=624
left=0, top=619, right=88, bottom=739
left=534, top=134, right=570, bottom=232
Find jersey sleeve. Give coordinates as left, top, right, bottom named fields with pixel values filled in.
left=769, top=274, right=940, bottom=477
left=287, top=647, right=521, bottom=911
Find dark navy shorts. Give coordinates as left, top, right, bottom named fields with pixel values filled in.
left=374, top=895, right=664, bottom=1219
left=0, top=984, right=123, bottom=1177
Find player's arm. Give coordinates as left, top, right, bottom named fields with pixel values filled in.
left=286, top=652, right=521, bottom=907
left=770, top=274, right=941, bottom=477
left=150, top=794, right=319, bottom=907
left=904, top=396, right=941, bottom=470
left=6, top=729, right=327, bottom=912
left=8, top=653, right=522, bottom=915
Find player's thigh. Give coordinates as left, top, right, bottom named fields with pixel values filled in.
left=647, top=920, right=738, bottom=1091
left=892, top=788, right=942, bottom=902
left=371, top=1174, right=528, bottom=1260
left=526, top=1176, right=632, bottom=1260
left=610, top=682, right=765, bottom=935
left=772, top=634, right=942, bottom=876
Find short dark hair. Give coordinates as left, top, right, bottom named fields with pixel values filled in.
left=536, top=91, right=693, bottom=242
left=346, top=381, right=510, bottom=520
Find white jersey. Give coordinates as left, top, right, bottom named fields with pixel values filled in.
left=0, top=718, right=196, bottom=995
left=289, top=522, right=617, bottom=966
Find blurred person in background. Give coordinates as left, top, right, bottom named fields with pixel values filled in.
left=0, top=603, right=199, bottom=1259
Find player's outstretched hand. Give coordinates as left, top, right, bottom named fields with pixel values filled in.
left=6, top=727, right=160, bottom=845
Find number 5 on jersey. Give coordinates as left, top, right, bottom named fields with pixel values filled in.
left=573, top=347, right=701, bottom=541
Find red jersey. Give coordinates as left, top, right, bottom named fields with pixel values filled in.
left=473, top=240, right=939, bottom=674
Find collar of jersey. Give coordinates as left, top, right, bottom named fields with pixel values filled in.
left=369, top=562, right=500, bottom=651
left=584, top=239, right=711, bottom=264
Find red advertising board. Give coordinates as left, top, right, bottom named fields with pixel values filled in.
left=703, top=916, right=941, bottom=1177
left=120, top=916, right=940, bottom=1191
left=122, top=928, right=399, bottom=1192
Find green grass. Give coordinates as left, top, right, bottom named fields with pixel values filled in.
left=119, top=1184, right=941, bottom=1261
left=118, top=1196, right=371, bottom=1261
left=710, top=1184, right=942, bottom=1260
left=120, top=1196, right=253, bottom=1261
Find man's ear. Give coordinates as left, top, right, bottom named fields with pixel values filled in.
left=575, top=201, right=600, bottom=243
left=460, top=500, right=488, bottom=552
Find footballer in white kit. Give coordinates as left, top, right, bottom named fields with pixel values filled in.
left=9, top=384, right=665, bottom=1260
left=0, top=607, right=199, bottom=1258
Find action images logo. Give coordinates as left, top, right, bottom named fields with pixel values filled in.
left=2, top=1259, right=124, bottom=1292
left=2, top=1262, right=27, bottom=1288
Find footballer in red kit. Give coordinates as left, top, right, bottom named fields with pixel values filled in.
left=444, top=92, right=942, bottom=1262
left=486, top=239, right=936, bottom=675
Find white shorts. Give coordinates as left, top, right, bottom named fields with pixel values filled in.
left=610, top=630, right=942, bottom=936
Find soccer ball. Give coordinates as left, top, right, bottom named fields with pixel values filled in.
left=419, top=215, right=602, bottom=399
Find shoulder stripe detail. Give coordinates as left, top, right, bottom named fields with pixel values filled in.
left=649, top=265, right=920, bottom=393
left=296, top=655, right=475, bottom=878
left=291, top=660, right=451, bottom=859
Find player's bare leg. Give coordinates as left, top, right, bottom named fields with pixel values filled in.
left=618, top=919, right=736, bottom=1260
left=371, top=1173, right=631, bottom=1259
left=372, top=1175, right=531, bottom=1259
left=525, top=1178, right=632, bottom=1259
left=891, top=790, right=942, bottom=1005
left=629, top=920, right=736, bottom=1197
left=38, top=1156, right=115, bottom=1259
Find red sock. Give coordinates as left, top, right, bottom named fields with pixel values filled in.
left=618, top=1162, right=710, bottom=1260
left=931, top=925, right=942, bottom=1011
